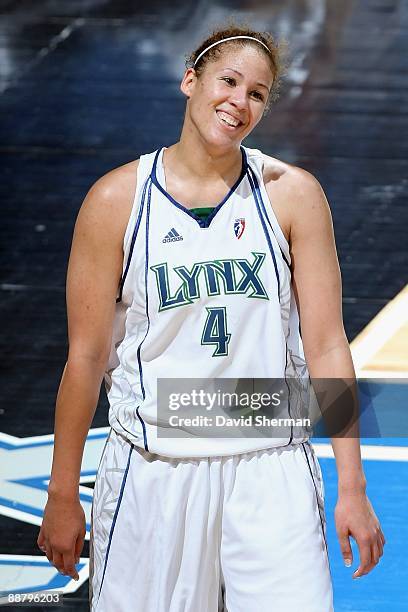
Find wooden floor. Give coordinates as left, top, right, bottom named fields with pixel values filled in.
left=351, top=284, right=408, bottom=377
left=0, top=0, right=407, bottom=609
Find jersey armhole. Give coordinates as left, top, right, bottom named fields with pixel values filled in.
left=122, top=158, right=144, bottom=255
left=116, top=151, right=158, bottom=302
left=260, top=158, right=291, bottom=263
left=245, top=147, right=291, bottom=265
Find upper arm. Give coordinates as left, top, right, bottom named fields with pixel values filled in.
left=66, top=161, right=138, bottom=366
left=286, top=168, right=348, bottom=358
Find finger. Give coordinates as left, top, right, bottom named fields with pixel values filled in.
left=377, top=532, right=384, bottom=557
left=37, top=530, right=52, bottom=561
left=74, top=533, right=85, bottom=565
left=52, top=551, right=65, bottom=575
left=371, top=541, right=381, bottom=566
left=42, top=541, right=53, bottom=564
left=37, top=530, right=45, bottom=549
left=63, top=551, right=79, bottom=581
left=338, top=531, right=353, bottom=567
left=37, top=538, right=47, bottom=554
left=353, top=539, right=373, bottom=579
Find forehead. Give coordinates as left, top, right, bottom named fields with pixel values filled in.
left=207, top=44, right=273, bottom=80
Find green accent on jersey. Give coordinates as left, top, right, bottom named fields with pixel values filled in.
left=190, top=207, right=214, bottom=222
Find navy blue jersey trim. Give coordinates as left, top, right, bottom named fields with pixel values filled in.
left=96, top=442, right=134, bottom=606
left=116, top=176, right=149, bottom=303
left=136, top=407, right=148, bottom=451
left=150, top=146, right=248, bottom=228
left=248, top=163, right=293, bottom=442
left=301, top=442, right=331, bottom=570
left=134, top=179, right=153, bottom=452
left=247, top=167, right=281, bottom=299
left=284, top=339, right=294, bottom=445
left=112, top=418, right=146, bottom=450
left=247, top=164, right=291, bottom=270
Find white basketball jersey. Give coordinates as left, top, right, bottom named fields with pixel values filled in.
left=104, top=146, right=313, bottom=457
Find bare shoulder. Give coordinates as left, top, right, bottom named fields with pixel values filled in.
left=77, top=159, right=140, bottom=244
left=84, top=159, right=139, bottom=222
left=262, top=153, right=331, bottom=242
left=262, top=153, right=325, bottom=198
left=93, top=159, right=139, bottom=197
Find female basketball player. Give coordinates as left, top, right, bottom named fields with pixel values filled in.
left=38, top=25, right=385, bottom=611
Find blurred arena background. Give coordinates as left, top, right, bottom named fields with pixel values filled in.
left=0, top=1, right=407, bottom=609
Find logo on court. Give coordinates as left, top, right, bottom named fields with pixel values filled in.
left=163, top=228, right=183, bottom=243
left=234, top=218, right=245, bottom=239
left=0, top=428, right=108, bottom=595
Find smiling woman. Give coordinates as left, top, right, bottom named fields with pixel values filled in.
left=186, top=26, right=285, bottom=109
left=37, top=20, right=385, bottom=612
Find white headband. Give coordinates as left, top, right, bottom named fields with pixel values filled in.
left=193, top=35, right=270, bottom=67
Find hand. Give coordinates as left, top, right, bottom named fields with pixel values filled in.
left=335, top=490, right=385, bottom=578
left=37, top=493, right=86, bottom=581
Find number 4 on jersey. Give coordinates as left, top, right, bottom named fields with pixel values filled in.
left=201, top=307, right=231, bottom=357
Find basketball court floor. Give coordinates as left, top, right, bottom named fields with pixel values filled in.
left=1, top=0, right=407, bottom=609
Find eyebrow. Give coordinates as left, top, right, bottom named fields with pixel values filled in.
left=220, top=68, right=271, bottom=92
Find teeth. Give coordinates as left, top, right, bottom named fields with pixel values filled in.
left=217, top=111, right=240, bottom=127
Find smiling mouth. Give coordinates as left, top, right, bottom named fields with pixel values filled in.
left=216, top=110, right=243, bottom=129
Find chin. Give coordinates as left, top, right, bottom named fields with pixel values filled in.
left=201, top=127, right=243, bottom=152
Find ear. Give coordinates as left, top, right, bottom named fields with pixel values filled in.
left=180, top=68, right=197, bottom=98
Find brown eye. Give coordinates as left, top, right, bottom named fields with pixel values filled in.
left=221, top=77, right=236, bottom=86
left=252, top=91, right=264, bottom=101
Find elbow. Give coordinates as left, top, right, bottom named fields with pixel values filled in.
left=66, top=347, right=110, bottom=374
left=303, top=333, right=350, bottom=362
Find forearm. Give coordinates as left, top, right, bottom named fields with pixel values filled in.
left=306, top=341, right=366, bottom=492
left=48, top=356, right=106, bottom=499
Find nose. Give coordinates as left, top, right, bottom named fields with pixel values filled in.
left=228, top=86, right=249, bottom=112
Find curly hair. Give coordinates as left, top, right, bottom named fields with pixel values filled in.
left=185, top=22, right=288, bottom=111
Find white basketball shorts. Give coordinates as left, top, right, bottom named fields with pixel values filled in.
left=89, top=429, right=333, bottom=611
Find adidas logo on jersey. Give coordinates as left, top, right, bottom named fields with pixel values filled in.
left=162, top=228, right=183, bottom=243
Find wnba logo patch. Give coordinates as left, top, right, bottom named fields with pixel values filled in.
left=234, top=218, right=245, bottom=239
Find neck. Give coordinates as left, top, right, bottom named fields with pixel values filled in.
left=164, top=124, right=243, bottom=184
